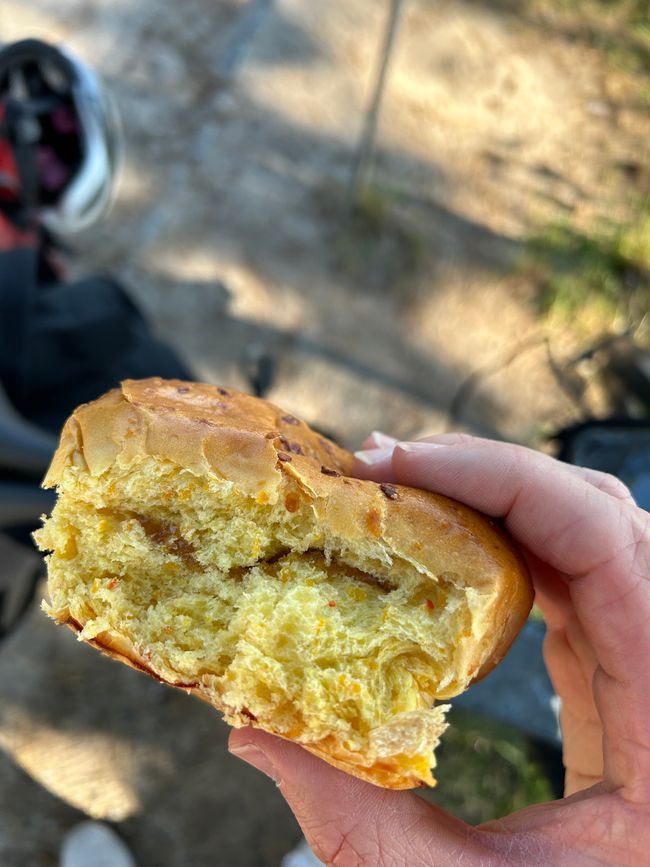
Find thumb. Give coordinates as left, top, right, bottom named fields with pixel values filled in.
left=228, top=729, right=501, bottom=866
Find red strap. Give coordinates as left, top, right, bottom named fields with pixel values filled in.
left=0, top=102, right=37, bottom=249
left=0, top=121, right=21, bottom=202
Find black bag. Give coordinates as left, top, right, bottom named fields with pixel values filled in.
left=0, top=242, right=192, bottom=435
left=0, top=239, right=194, bottom=636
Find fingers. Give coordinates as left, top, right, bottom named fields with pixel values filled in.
left=354, top=433, right=635, bottom=503
left=355, top=431, right=398, bottom=484
left=544, top=622, right=604, bottom=792
left=360, top=431, right=398, bottom=451
left=520, top=550, right=572, bottom=629
left=228, top=729, right=503, bottom=866
left=355, top=432, right=635, bottom=574
left=355, top=433, right=475, bottom=479
left=355, top=433, right=471, bottom=479
left=383, top=436, right=650, bottom=799
left=562, top=464, right=635, bottom=502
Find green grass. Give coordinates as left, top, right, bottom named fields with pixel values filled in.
left=419, top=708, right=556, bottom=824
left=529, top=604, right=546, bottom=623
left=510, top=0, right=650, bottom=332
left=523, top=215, right=650, bottom=327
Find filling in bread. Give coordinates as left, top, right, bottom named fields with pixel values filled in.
left=37, top=457, right=472, bottom=779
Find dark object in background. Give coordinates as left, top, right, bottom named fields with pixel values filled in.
left=0, top=38, right=122, bottom=235
left=597, top=338, right=650, bottom=420
left=0, top=245, right=193, bottom=435
left=0, top=243, right=192, bottom=639
left=554, top=334, right=650, bottom=513
left=0, top=36, right=192, bottom=436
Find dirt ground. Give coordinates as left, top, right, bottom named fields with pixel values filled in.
left=0, top=0, right=645, bottom=864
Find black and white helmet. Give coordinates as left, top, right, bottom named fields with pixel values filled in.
left=0, top=38, right=122, bottom=234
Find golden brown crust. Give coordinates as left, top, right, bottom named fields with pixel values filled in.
left=45, top=378, right=532, bottom=681
left=43, top=377, right=534, bottom=788
left=44, top=379, right=353, bottom=492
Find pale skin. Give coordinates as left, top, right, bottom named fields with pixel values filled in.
left=229, top=433, right=650, bottom=866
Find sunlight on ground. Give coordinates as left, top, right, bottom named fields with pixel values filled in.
left=0, top=707, right=165, bottom=820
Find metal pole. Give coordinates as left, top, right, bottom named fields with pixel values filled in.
left=216, top=0, right=275, bottom=84
left=347, top=0, right=404, bottom=209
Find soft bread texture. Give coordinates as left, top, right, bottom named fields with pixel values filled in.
left=36, top=378, right=533, bottom=789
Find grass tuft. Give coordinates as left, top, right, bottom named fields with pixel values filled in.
left=524, top=215, right=650, bottom=327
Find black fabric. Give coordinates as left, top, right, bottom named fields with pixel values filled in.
left=0, top=247, right=38, bottom=400
left=0, top=244, right=193, bottom=435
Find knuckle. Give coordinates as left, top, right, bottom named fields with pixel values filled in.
left=597, top=472, right=633, bottom=500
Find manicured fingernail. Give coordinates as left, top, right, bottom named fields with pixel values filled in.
left=369, top=431, right=398, bottom=449
left=229, top=743, right=281, bottom=784
left=354, top=447, right=393, bottom=465
left=396, top=442, right=449, bottom=453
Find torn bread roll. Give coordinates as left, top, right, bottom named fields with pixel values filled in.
left=36, top=378, right=533, bottom=789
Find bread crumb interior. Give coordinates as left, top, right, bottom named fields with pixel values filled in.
left=37, top=458, right=470, bottom=773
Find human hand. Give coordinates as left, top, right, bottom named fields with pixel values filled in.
left=230, top=433, right=650, bottom=866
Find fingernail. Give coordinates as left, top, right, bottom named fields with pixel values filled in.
left=354, top=447, right=393, bottom=465
left=396, top=442, right=449, bottom=453
left=229, top=743, right=281, bottom=784
left=369, top=431, right=398, bottom=449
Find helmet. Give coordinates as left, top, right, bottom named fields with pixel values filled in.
left=0, top=38, right=122, bottom=234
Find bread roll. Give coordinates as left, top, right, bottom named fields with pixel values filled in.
left=36, top=378, right=533, bottom=789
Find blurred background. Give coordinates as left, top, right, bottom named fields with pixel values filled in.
left=0, top=0, right=648, bottom=864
